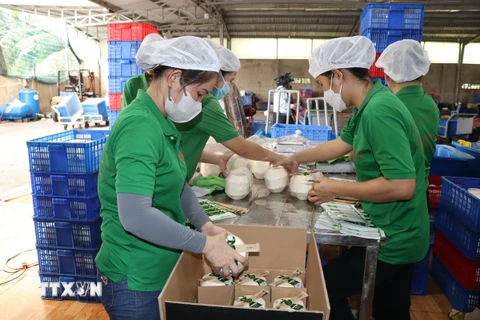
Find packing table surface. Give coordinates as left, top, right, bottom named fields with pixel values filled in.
left=203, top=174, right=385, bottom=320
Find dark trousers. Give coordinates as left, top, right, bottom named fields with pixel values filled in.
left=324, top=247, right=414, bottom=320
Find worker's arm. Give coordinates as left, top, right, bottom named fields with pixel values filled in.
left=307, top=177, right=415, bottom=205
left=275, top=138, right=352, bottom=174
left=222, top=136, right=284, bottom=163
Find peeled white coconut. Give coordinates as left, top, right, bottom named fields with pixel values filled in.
left=225, top=167, right=253, bottom=200
left=468, top=188, right=480, bottom=199
left=264, top=166, right=289, bottom=193
left=234, top=295, right=266, bottom=309
left=227, top=154, right=250, bottom=172
left=237, top=273, right=268, bottom=287
left=273, top=298, right=305, bottom=311
left=200, top=273, right=234, bottom=287
left=273, top=275, right=304, bottom=288
left=249, top=160, right=270, bottom=179
left=226, top=233, right=248, bottom=273
left=289, top=172, right=324, bottom=200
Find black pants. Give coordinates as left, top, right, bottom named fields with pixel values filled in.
left=324, top=247, right=414, bottom=320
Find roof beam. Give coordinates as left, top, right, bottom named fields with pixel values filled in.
left=186, top=0, right=230, bottom=40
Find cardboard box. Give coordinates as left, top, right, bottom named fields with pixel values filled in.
left=159, top=225, right=330, bottom=320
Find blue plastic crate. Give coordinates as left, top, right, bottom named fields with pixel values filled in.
left=453, top=142, right=480, bottom=174
left=411, top=248, right=431, bottom=294
left=27, top=130, right=109, bottom=174
left=429, top=157, right=471, bottom=177
left=34, top=217, right=101, bottom=248
left=436, top=207, right=480, bottom=260
left=361, top=28, right=422, bottom=52
left=431, top=254, right=480, bottom=312
left=360, top=4, right=425, bottom=33
left=108, top=76, right=130, bottom=93
left=271, top=124, right=331, bottom=141
left=439, top=177, right=480, bottom=232
left=30, top=172, right=98, bottom=198
left=249, top=120, right=266, bottom=135
left=32, top=195, right=100, bottom=220
left=81, top=98, right=108, bottom=119
left=108, top=110, right=121, bottom=129
left=108, top=41, right=141, bottom=60
left=411, top=266, right=429, bottom=295
left=39, top=272, right=101, bottom=302
left=37, top=246, right=99, bottom=276
left=108, top=59, right=142, bottom=77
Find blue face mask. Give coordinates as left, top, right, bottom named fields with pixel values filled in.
left=211, top=82, right=230, bottom=100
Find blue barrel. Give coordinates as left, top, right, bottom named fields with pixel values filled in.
left=19, top=88, right=40, bottom=116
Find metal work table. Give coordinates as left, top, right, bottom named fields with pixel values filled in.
left=205, top=175, right=385, bottom=320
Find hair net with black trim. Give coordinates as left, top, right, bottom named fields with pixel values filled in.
left=206, top=39, right=241, bottom=72
left=376, top=40, right=431, bottom=83
left=136, top=36, right=220, bottom=72
left=308, top=36, right=375, bottom=78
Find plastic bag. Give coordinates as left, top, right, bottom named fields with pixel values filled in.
left=434, top=144, right=475, bottom=160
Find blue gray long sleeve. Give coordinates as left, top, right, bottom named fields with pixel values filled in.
left=117, top=188, right=207, bottom=254
left=180, top=183, right=212, bottom=230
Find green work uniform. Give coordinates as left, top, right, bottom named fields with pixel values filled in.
left=122, top=73, right=149, bottom=109
left=396, top=85, right=440, bottom=182
left=96, top=89, right=187, bottom=291
left=341, top=80, right=429, bottom=265
left=175, top=94, right=240, bottom=181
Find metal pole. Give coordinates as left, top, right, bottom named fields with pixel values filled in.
left=454, top=42, right=465, bottom=103
left=219, top=26, right=224, bottom=46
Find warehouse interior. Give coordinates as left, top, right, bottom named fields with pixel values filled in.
left=0, top=0, right=480, bottom=319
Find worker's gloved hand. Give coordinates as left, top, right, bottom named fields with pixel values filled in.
left=203, top=231, right=248, bottom=277
left=273, top=155, right=299, bottom=176
left=201, top=221, right=227, bottom=237
left=307, top=178, right=339, bottom=206
left=218, top=153, right=233, bottom=176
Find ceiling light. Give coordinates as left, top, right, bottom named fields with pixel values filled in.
left=204, top=13, right=209, bottom=19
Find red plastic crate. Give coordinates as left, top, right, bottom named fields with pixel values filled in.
left=108, top=22, right=158, bottom=41
left=434, top=230, right=480, bottom=291
left=109, top=93, right=122, bottom=111
left=369, top=53, right=384, bottom=78
left=428, top=176, right=442, bottom=208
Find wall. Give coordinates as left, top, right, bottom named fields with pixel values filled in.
left=235, top=59, right=480, bottom=104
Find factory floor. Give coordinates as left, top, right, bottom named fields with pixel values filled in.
left=0, top=119, right=453, bottom=319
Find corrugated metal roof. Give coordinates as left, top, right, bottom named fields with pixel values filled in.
left=0, top=0, right=478, bottom=42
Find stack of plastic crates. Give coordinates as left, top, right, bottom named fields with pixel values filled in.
left=431, top=177, right=480, bottom=312
left=409, top=176, right=441, bottom=295
left=360, top=4, right=425, bottom=80
left=27, top=130, right=109, bottom=302
left=107, top=22, right=158, bottom=129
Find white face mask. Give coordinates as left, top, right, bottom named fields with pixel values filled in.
left=324, top=74, right=347, bottom=112
left=165, top=87, right=202, bottom=123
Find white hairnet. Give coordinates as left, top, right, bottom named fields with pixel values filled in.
left=206, top=39, right=241, bottom=72
left=136, top=33, right=164, bottom=57
left=136, top=36, right=220, bottom=72
left=308, top=36, right=376, bottom=78
left=376, top=40, right=431, bottom=83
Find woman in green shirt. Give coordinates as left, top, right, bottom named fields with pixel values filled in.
left=123, top=39, right=284, bottom=181
left=96, top=36, right=246, bottom=320
left=277, top=36, right=429, bottom=320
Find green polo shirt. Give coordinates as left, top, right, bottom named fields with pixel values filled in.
left=122, top=73, right=149, bottom=109
left=96, top=89, right=187, bottom=291
left=175, top=94, right=240, bottom=181
left=341, top=80, right=429, bottom=265
left=396, top=85, right=440, bottom=182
